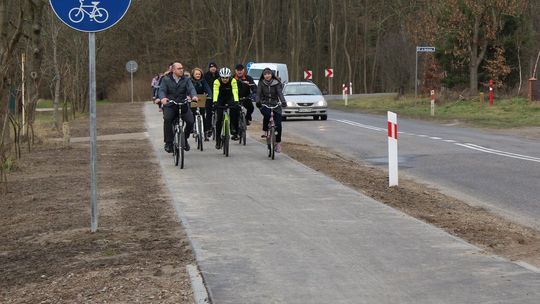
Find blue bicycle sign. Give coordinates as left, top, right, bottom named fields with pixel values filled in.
left=69, top=1, right=109, bottom=24
left=50, top=0, right=131, bottom=32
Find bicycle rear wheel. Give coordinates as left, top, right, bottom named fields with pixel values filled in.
left=270, top=126, right=276, bottom=160
left=180, top=131, right=185, bottom=169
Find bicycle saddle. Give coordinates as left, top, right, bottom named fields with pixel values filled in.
left=91, top=1, right=100, bottom=5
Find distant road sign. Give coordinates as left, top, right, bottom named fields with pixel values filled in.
left=50, top=0, right=131, bottom=32
left=416, top=46, right=436, bottom=52
left=304, top=70, right=313, bottom=80
left=325, top=68, right=334, bottom=78
left=246, top=61, right=254, bottom=71
left=126, top=60, right=138, bottom=73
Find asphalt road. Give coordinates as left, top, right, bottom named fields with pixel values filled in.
left=277, top=108, right=540, bottom=230
left=144, top=103, right=540, bottom=303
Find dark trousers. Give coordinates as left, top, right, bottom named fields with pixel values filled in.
left=242, top=98, right=254, bottom=122
left=163, top=103, right=194, bottom=144
left=261, top=107, right=282, bottom=143
left=204, top=99, right=214, bottom=133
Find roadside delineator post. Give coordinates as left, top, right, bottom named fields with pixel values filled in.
left=430, top=90, right=435, bottom=116
left=341, top=84, right=349, bottom=107
left=349, top=81, right=353, bottom=95
left=388, top=111, right=398, bottom=187
left=489, top=79, right=494, bottom=106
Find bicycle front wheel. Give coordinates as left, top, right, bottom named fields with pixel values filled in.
left=197, top=116, right=204, bottom=151
left=174, top=130, right=180, bottom=166
left=180, top=131, right=185, bottom=169
left=223, top=135, right=229, bottom=157
left=270, top=126, right=276, bottom=160
left=93, top=8, right=109, bottom=23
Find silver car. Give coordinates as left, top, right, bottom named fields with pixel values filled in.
left=282, top=82, right=328, bottom=120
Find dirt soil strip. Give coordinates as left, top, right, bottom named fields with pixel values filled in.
left=249, top=122, right=540, bottom=269
left=1, top=104, right=196, bottom=303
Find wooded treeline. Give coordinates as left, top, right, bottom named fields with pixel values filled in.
left=1, top=0, right=540, bottom=186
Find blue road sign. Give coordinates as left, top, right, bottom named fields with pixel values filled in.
left=246, top=61, right=254, bottom=72
left=50, top=0, right=131, bottom=32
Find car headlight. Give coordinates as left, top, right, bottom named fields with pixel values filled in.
left=315, top=100, right=327, bottom=107
left=287, top=101, right=296, bottom=107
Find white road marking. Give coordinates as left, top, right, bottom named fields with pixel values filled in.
left=332, top=118, right=539, bottom=163
left=333, top=119, right=384, bottom=132
left=455, top=143, right=540, bottom=163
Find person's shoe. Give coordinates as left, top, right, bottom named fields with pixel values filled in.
left=184, top=140, right=190, bottom=151
left=164, top=143, right=173, bottom=153
left=261, top=132, right=267, bottom=138
left=274, top=143, right=282, bottom=153
left=215, top=141, right=222, bottom=149
left=231, top=134, right=239, bottom=141
left=204, top=136, right=209, bottom=142
left=246, top=120, right=251, bottom=126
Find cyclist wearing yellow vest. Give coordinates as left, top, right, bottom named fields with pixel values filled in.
left=213, top=67, right=240, bottom=149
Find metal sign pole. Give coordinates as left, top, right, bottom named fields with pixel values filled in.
left=415, top=49, right=418, bottom=99
left=89, top=32, right=98, bottom=232
left=21, top=53, right=25, bottom=136
left=130, top=70, right=134, bottom=103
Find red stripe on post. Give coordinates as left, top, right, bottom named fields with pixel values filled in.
left=394, top=124, right=398, bottom=139
left=388, top=122, right=392, bottom=137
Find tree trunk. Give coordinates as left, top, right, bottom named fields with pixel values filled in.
left=49, top=10, right=60, bottom=130
left=342, top=0, right=352, bottom=88
left=27, top=0, right=45, bottom=135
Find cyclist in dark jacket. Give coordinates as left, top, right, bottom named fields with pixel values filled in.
left=204, top=62, right=220, bottom=138
left=256, top=68, right=287, bottom=153
left=191, top=67, right=212, bottom=141
left=233, top=64, right=256, bottom=125
left=159, top=62, right=198, bottom=153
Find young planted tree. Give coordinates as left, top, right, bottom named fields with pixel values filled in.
left=441, top=0, right=527, bottom=93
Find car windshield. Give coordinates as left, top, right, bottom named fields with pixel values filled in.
left=248, top=68, right=276, bottom=80
left=283, top=85, right=322, bottom=96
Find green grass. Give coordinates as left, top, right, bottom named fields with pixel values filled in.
left=330, top=96, right=540, bottom=128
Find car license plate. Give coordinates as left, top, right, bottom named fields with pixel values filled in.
left=298, top=108, right=312, bottom=113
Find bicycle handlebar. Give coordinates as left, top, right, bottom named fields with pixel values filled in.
left=168, top=98, right=190, bottom=106
left=262, top=103, right=281, bottom=109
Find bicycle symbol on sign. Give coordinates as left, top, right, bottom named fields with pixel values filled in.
left=68, top=0, right=109, bottom=24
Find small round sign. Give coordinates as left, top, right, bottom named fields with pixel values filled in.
left=126, top=60, right=138, bottom=73
left=246, top=61, right=254, bottom=72
left=50, top=0, right=131, bottom=33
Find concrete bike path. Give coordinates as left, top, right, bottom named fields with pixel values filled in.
left=144, top=103, right=540, bottom=304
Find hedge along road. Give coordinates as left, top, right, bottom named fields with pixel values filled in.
left=144, top=102, right=540, bottom=303
left=278, top=108, right=540, bottom=231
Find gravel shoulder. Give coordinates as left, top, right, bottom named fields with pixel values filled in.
left=1, top=103, right=195, bottom=303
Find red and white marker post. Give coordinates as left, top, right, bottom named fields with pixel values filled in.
left=342, top=83, right=349, bottom=106
left=387, top=111, right=398, bottom=187
left=489, top=79, right=494, bottom=106
left=430, top=90, right=436, bottom=116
